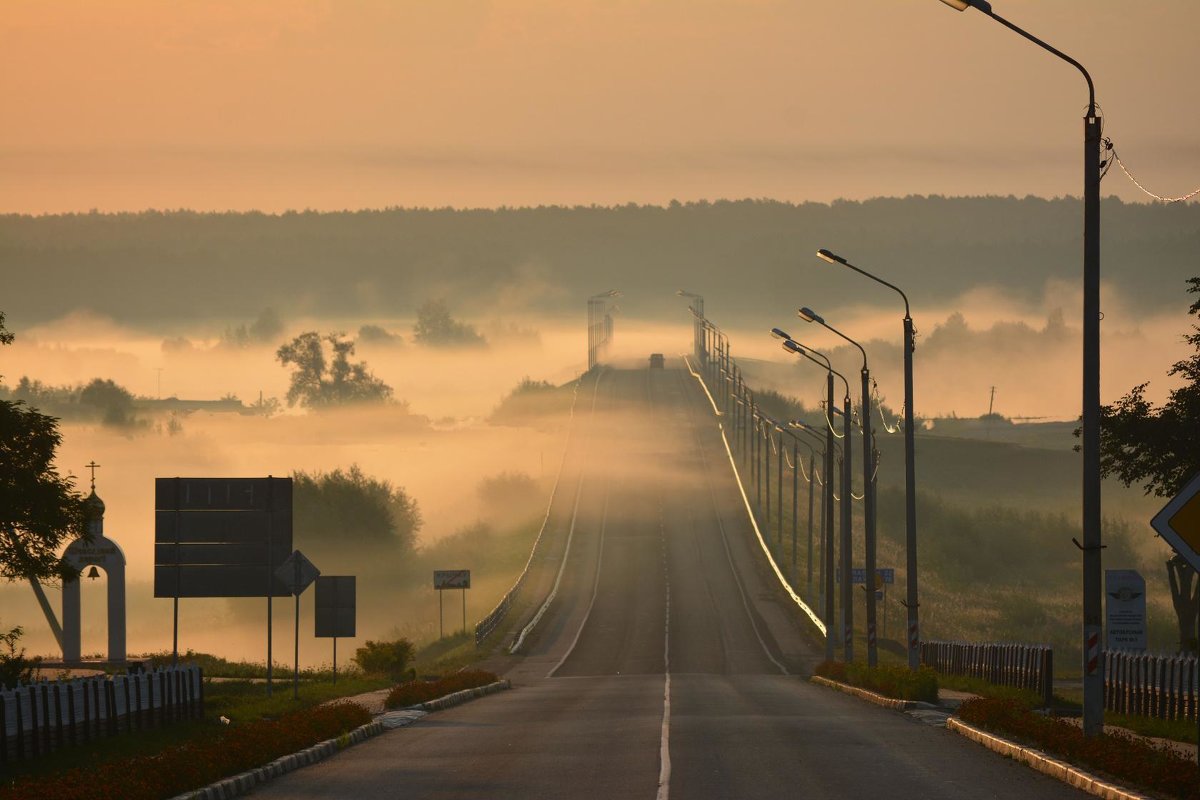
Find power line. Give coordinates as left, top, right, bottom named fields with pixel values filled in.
left=1103, top=136, right=1200, bottom=204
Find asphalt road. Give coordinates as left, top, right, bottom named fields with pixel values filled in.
left=254, top=363, right=1086, bottom=799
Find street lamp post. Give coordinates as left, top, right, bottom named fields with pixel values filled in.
left=789, top=421, right=826, bottom=610
left=817, top=248, right=921, bottom=671
left=937, top=0, right=1103, bottom=736
left=798, top=307, right=879, bottom=667
left=775, top=329, right=852, bottom=661
left=588, top=290, right=620, bottom=370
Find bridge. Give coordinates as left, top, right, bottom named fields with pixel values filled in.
left=251, top=360, right=1086, bottom=799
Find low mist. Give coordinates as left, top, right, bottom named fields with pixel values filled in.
left=0, top=291, right=1189, bottom=664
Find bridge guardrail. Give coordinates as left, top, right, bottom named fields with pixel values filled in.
left=474, top=378, right=584, bottom=646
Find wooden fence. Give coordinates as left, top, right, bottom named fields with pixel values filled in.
left=920, top=640, right=1054, bottom=707
left=1, top=664, right=203, bottom=762
left=1105, top=649, right=1199, bottom=721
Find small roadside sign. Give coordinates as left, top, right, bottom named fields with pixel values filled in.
left=276, top=550, right=320, bottom=596
left=851, top=567, right=894, bottom=585
left=1105, top=570, right=1147, bottom=651
left=433, top=569, right=471, bottom=639
left=1151, top=472, right=1200, bottom=573
left=434, top=570, right=471, bottom=590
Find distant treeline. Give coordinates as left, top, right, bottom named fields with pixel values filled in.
left=2, top=196, right=1196, bottom=326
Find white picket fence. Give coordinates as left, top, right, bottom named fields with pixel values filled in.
left=1, top=664, right=203, bottom=762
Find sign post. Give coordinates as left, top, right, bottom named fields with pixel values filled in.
left=315, top=576, right=356, bottom=684
left=434, top=570, right=471, bottom=638
left=275, top=550, right=320, bottom=700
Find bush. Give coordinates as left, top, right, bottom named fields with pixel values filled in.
left=354, top=638, right=415, bottom=681
left=815, top=660, right=939, bottom=703
left=1, top=702, right=370, bottom=800
left=384, top=669, right=500, bottom=709
left=0, top=626, right=39, bottom=688
left=958, top=697, right=1200, bottom=799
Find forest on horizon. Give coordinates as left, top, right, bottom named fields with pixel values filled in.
left=3, top=195, right=1197, bottom=329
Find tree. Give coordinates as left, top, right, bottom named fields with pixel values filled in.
left=0, top=313, right=88, bottom=583
left=276, top=331, right=393, bottom=408
left=292, top=465, right=421, bottom=566
left=1093, top=277, right=1200, bottom=649
left=79, top=378, right=138, bottom=427
left=412, top=299, right=486, bottom=347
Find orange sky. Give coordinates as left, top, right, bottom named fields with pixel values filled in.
left=3, top=0, right=1198, bottom=212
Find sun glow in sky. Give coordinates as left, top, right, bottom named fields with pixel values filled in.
left=4, top=0, right=1198, bottom=212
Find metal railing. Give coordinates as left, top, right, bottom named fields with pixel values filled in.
left=921, top=640, right=1053, bottom=708
left=474, top=378, right=584, bottom=646
left=1, top=664, right=203, bottom=762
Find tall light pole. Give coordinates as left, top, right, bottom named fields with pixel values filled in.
left=774, top=329, right=852, bottom=661
left=937, top=0, right=1103, bottom=736
left=788, top=421, right=827, bottom=610
left=588, top=290, right=620, bottom=370
left=797, top=307, right=879, bottom=667
left=817, top=248, right=921, bottom=671
left=678, top=290, right=705, bottom=364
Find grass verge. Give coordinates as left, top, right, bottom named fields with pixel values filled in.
left=1, top=675, right=390, bottom=785
left=815, top=660, right=938, bottom=703
left=1, top=702, right=370, bottom=800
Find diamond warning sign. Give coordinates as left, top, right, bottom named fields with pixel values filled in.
left=1151, top=472, right=1200, bottom=573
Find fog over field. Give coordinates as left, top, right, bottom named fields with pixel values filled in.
left=1, top=197, right=1196, bottom=667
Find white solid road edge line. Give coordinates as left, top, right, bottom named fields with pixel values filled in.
left=683, top=356, right=826, bottom=637
left=547, top=488, right=610, bottom=677
left=511, top=369, right=608, bottom=654
left=511, top=477, right=586, bottom=654
left=656, top=509, right=672, bottom=800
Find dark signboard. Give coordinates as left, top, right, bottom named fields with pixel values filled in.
left=315, top=576, right=356, bottom=638
left=154, top=477, right=293, bottom=598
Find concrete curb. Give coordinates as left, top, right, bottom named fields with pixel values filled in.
left=946, top=717, right=1151, bottom=800
left=414, top=679, right=512, bottom=712
left=167, top=680, right=512, bottom=800
left=165, top=719, right=385, bottom=800
left=809, top=675, right=933, bottom=711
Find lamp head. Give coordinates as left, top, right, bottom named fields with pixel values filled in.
left=797, top=307, right=825, bottom=325
left=938, top=0, right=992, bottom=12
left=770, top=327, right=792, bottom=341
left=816, top=248, right=846, bottom=265
left=781, top=340, right=803, bottom=355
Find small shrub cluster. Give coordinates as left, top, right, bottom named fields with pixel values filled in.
left=384, top=669, right=500, bottom=709
left=958, top=697, right=1200, bottom=800
left=0, top=625, right=39, bottom=688
left=354, top=638, right=416, bottom=681
left=815, top=660, right=938, bottom=703
left=1, top=702, right=370, bottom=800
